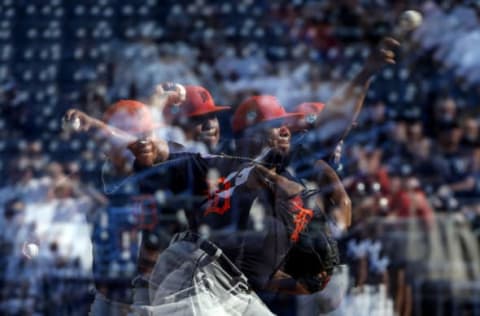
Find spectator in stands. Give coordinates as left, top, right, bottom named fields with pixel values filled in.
left=387, top=165, right=435, bottom=225
left=427, top=97, right=459, bottom=138
left=347, top=146, right=390, bottom=200
left=381, top=116, right=409, bottom=163
left=460, top=116, right=480, bottom=151
left=432, top=120, right=476, bottom=198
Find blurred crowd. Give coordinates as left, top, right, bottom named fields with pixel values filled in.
left=1, top=0, right=480, bottom=315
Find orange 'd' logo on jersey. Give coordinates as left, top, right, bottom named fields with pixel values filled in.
left=204, top=177, right=232, bottom=216
left=289, top=195, right=314, bottom=242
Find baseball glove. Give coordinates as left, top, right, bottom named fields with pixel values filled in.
left=283, top=229, right=340, bottom=293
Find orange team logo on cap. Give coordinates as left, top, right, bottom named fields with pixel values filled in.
left=198, top=90, right=209, bottom=103
left=103, top=100, right=156, bottom=134
left=232, top=95, right=304, bottom=133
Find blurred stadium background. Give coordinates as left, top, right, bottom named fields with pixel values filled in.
left=1, top=0, right=480, bottom=315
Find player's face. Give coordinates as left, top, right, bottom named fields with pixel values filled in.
left=265, top=125, right=291, bottom=153
left=127, top=131, right=158, bottom=167
left=189, top=114, right=220, bottom=149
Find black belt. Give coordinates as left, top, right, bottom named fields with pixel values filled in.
left=171, top=231, right=249, bottom=286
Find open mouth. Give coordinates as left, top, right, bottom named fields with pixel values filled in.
left=278, top=139, right=290, bottom=146
left=137, top=144, right=152, bottom=154
left=202, top=127, right=217, bottom=134
left=200, top=128, right=218, bottom=139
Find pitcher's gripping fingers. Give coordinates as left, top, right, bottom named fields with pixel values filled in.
left=62, top=109, right=97, bottom=132
left=153, top=82, right=186, bottom=105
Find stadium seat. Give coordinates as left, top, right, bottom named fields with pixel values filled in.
left=74, top=5, right=86, bottom=16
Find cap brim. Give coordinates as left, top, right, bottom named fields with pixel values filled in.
left=258, top=112, right=305, bottom=129
left=280, top=112, right=305, bottom=119
left=188, top=106, right=231, bottom=117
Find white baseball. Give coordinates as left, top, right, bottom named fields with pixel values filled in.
left=399, top=10, right=423, bottom=32
left=175, top=83, right=187, bottom=103
left=62, top=116, right=81, bottom=132
left=24, top=242, right=39, bottom=258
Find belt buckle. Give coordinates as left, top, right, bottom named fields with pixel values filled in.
left=232, top=276, right=250, bottom=294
